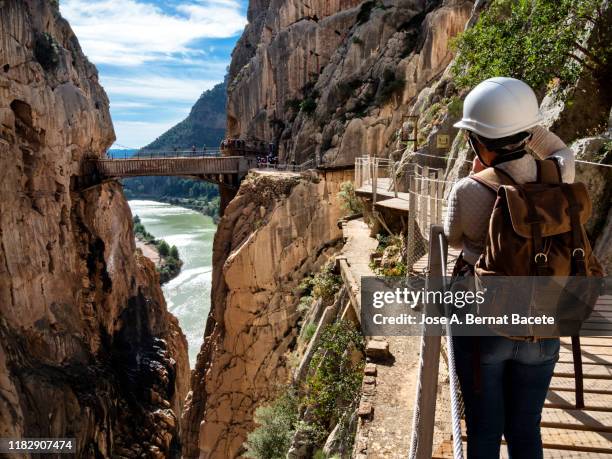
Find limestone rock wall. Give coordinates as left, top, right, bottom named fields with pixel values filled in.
left=227, top=0, right=474, bottom=166
left=182, top=169, right=352, bottom=458
left=0, top=1, right=189, bottom=457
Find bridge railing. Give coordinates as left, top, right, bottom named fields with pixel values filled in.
left=106, top=149, right=224, bottom=159
left=256, top=158, right=316, bottom=172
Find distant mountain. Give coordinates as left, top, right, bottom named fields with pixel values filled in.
left=145, top=79, right=227, bottom=151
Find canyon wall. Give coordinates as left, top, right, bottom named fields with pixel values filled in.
left=0, top=1, right=189, bottom=457
left=182, top=169, right=352, bottom=458
left=227, top=0, right=474, bottom=166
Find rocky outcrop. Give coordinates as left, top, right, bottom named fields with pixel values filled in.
left=0, top=1, right=189, bottom=457
left=182, top=169, right=352, bottom=458
left=227, top=0, right=474, bottom=166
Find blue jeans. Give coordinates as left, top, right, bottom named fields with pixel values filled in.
left=452, top=336, right=560, bottom=458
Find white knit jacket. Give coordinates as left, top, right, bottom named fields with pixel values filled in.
left=443, top=126, right=576, bottom=265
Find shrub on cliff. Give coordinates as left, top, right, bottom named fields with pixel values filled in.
left=157, top=240, right=170, bottom=257
left=244, top=389, right=299, bottom=459
left=452, top=0, right=610, bottom=90
left=311, top=263, right=342, bottom=303
left=303, top=321, right=364, bottom=446
left=338, top=181, right=363, bottom=216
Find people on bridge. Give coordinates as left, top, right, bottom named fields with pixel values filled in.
left=445, top=77, right=578, bottom=458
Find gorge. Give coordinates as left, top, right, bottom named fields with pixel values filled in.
left=1, top=0, right=611, bottom=458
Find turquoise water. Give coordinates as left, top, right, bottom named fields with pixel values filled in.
left=128, top=200, right=215, bottom=367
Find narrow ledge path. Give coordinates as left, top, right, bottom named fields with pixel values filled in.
left=338, top=219, right=451, bottom=458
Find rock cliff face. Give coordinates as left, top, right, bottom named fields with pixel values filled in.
left=0, top=1, right=189, bottom=457
left=227, top=0, right=474, bottom=165
left=182, top=169, right=352, bottom=458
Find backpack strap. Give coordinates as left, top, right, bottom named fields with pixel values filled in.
left=470, top=166, right=517, bottom=193
left=536, top=158, right=562, bottom=184
left=561, top=184, right=587, bottom=275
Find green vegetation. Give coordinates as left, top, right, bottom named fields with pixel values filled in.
left=300, top=97, right=317, bottom=115
left=285, top=98, right=302, bottom=112
left=447, top=96, right=463, bottom=119
left=244, top=321, right=363, bottom=458
left=133, top=216, right=183, bottom=284
left=302, top=323, right=317, bottom=343
left=376, top=69, right=405, bottom=103
left=337, top=181, right=363, bottom=216
left=299, top=263, right=342, bottom=303
left=303, top=321, right=364, bottom=442
left=244, top=389, right=299, bottom=459
left=370, top=234, right=407, bottom=276
left=298, top=295, right=313, bottom=314
left=451, top=0, right=610, bottom=90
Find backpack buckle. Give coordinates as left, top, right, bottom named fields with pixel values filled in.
left=534, top=252, right=548, bottom=264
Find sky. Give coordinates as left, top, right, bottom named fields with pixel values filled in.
left=61, top=0, right=248, bottom=148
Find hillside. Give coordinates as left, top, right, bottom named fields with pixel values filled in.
left=145, top=79, right=227, bottom=151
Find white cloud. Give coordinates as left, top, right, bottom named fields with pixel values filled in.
left=101, top=74, right=218, bottom=102
left=61, top=0, right=247, bottom=66
left=110, top=101, right=155, bottom=109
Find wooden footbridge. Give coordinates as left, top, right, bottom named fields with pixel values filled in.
left=87, top=152, right=257, bottom=189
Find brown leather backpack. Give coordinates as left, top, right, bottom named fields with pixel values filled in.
left=472, top=159, right=603, bottom=277
left=471, top=158, right=604, bottom=336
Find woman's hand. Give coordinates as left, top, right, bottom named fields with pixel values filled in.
left=472, top=156, right=486, bottom=173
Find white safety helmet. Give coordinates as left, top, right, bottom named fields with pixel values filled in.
left=454, top=77, right=541, bottom=139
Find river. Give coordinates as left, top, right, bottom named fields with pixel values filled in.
left=128, top=200, right=215, bottom=367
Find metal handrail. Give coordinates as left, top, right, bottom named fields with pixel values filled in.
left=409, top=225, right=464, bottom=459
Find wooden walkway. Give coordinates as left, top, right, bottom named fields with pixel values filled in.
left=433, top=295, right=612, bottom=458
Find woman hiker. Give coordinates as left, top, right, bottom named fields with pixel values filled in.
left=444, top=77, right=575, bottom=458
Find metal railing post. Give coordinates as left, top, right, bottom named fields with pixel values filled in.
left=409, top=225, right=445, bottom=459
left=372, top=157, right=378, bottom=208
left=406, top=173, right=417, bottom=270
left=393, top=162, right=398, bottom=198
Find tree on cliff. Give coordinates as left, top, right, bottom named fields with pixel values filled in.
left=452, top=0, right=611, bottom=90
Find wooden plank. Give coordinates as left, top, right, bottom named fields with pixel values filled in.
left=554, top=362, right=612, bottom=378
left=562, top=345, right=612, bottom=356
left=546, top=390, right=612, bottom=411
left=550, top=375, right=612, bottom=393
left=541, top=408, right=612, bottom=432
left=538, top=427, right=612, bottom=453
left=557, top=355, right=612, bottom=366
left=374, top=197, right=411, bottom=212
left=560, top=337, right=612, bottom=346
left=434, top=439, right=612, bottom=458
